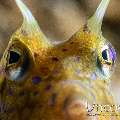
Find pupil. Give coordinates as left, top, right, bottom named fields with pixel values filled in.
left=102, top=49, right=108, bottom=60
left=9, top=51, right=20, bottom=64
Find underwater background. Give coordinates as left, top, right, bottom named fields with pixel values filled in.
left=0, top=0, right=120, bottom=103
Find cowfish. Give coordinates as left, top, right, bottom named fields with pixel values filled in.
left=0, top=0, right=119, bottom=120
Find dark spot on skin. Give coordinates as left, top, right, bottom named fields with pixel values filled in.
left=40, top=67, right=49, bottom=73
left=76, top=56, right=80, bottom=62
left=63, top=97, right=70, bottom=110
left=21, top=29, right=28, bottom=36
left=70, top=42, right=74, bottom=44
left=52, top=57, right=59, bottom=62
left=19, top=91, right=25, bottom=96
left=52, top=69, right=61, bottom=76
left=7, top=87, right=14, bottom=96
left=83, top=24, right=90, bottom=33
left=34, top=52, right=39, bottom=58
left=50, top=93, right=57, bottom=106
left=33, top=91, right=39, bottom=96
left=45, top=84, right=52, bottom=91
left=32, top=76, right=42, bottom=85
left=62, top=48, right=68, bottom=52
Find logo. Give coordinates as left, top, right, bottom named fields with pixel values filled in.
left=86, top=103, right=120, bottom=116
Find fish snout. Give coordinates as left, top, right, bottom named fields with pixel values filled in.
left=51, top=80, right=93, bottom=120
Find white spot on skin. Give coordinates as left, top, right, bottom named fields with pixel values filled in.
left=102, top=65, right=110, bottom=78
left=91, top=73, right=97, bottom=80
left=101, top=45, right=109, bottom=51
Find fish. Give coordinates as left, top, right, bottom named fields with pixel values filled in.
left=0, top=0, right=119, bottom=120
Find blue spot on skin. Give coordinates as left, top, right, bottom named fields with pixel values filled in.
left=91, top=73, right=97, bottom=80
left=32, top=76, right=42, bottom=84
left=8, top=88, right=13, bottom=96
left=7, top=87, right=14, bottom=96
left=76, top=69, right=81, bottom=74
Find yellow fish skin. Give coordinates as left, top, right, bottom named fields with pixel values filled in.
left=0, top=0, right=118, bottom=120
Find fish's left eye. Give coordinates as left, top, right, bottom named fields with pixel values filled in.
left=97, top=44, right=116, bottom=78
left=101, top=45, right=116, bottom=66
left=102, top=49, right=112, bottom=65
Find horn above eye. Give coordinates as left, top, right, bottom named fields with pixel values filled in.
left=15, top=0, right=51, bottom=45
left=88, top=0, right=110, bottom=34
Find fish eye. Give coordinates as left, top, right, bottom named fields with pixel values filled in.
left=102, top=49, right=112, bottom=65
left=97, top=44, right=116, bottom=78
left=9, top=51, right=21, bottom=65
left=101, top=45, right=116, bottom=66
left=5, top=44, right=32, bottom=81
